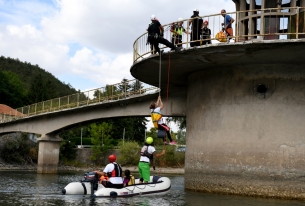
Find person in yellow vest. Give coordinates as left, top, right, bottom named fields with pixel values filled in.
left=170, top=17, right=190, bottom=50
left=150, top=96, right=177, bottom=145
left=123, top=170, right=135, bottom=186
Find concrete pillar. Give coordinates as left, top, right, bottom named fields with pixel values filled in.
left=264, top=0, right=280, bottom=39
left=237, top=0, right=247, bottom=41
left=248, top=0, right=256, bottom=39
left=301, top=0, right=305, bottom=12
left=37, top=135, right=62, bottom=174
left=185, top=64, right=305, bottom=199
left=260, top=0, right=265, bottom=38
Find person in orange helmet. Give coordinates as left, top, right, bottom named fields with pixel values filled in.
left=94, top=154, right=123, bottom=188
left=201, top=20, right=211, bottom=45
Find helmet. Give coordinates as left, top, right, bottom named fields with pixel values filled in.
left=108, top=154, right=116, bottom=163
left=151, top=14, right=156, bottom=20
left=146, top=137, right=153, bottom=144
left=178, top=17, right=183, bottom=22
left=204, top=20, right=208, bottom=25
left=193, top=9, right=199, bottom=12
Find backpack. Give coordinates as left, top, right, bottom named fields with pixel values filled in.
left=140, top=146, right=153, bottom=159
left=215, top=31, right=227, bottom=42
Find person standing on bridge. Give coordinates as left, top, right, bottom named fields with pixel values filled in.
left=170, top=17, right=190, bottom=50
left=147, top=14, right=182, bottom=55
left=221, top=9, right=234, bottom=42
left=189, top=9, right=203, bottom=47
left=150, top=96, right=177, bottom=145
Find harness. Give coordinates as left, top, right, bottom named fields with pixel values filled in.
left=106, top=162, right=122, bottom=178
left=140, top=145, right=153, bottom=160
left=151, top=109, right=162, bottom=129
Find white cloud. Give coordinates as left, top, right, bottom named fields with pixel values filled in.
left=0, top=0, right=236, bottom=91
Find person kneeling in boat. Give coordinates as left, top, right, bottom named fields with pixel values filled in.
left=138, top=137, right=165, bottom=184
left=123, top=169, right=135, bottom=186
left=94, top=154, right=124, bottom=189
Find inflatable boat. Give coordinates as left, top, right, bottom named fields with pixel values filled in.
left=62, top=172, right=171, bottom=197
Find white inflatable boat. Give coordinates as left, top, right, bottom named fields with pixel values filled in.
left=62, top=172, right=171, bottom=198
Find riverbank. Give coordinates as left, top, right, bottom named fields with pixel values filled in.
left=0, top=163, right=185, bottom=174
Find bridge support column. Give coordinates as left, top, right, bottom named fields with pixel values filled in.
left=37, top=135, right=61, bottom=174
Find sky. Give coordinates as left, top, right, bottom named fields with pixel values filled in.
left=0, top=0, right=235, bottom=92
left=0, top=0, right=235, bottom=131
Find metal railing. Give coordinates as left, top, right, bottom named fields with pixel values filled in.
left=0, top=79, right=159, bottom=123
left=133, top=7, right=305, bottom=62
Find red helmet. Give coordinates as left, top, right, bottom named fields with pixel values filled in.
left=204, top=20, right=208, bottom=25
left=108, top=154, right=116, bottom=163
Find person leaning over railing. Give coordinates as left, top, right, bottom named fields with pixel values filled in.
left=201, top=20, right=211, bottom=45
left=221, top=9, right=234, bottom=42
left=147, top=14, right=182, bottom=55
left=170, top=17, right=190, bottom=50
left=189, top=9, right=203, bottom=47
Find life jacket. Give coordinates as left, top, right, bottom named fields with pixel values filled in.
left=215, top=31, right=227, bottom=42
left=125, top=175, right=135, bottom=186
left=140, top=145, right=153, bottom=160
left=107, top=162, right=122, bottom=178
left=151, top=109, right=162, bottom=129
left=172, top=24, right=184, bottom=37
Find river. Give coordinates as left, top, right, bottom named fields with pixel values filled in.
left=0, top=171, right=304, bottom=206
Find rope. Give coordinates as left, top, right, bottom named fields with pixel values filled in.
left=158, top=49, right=161, bottom=96
left=166, top=53, right=170, bottom=115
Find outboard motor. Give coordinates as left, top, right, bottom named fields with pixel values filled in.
left=82, top=172, right=99, bottom=196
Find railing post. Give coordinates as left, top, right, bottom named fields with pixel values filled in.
left=59, top=98, right=61, bottom=109
left=124, top=81, right=126, bottom=98
left=77, top=93, right=79, bottom=107
left=99, top=89, right=101, bottom=102
left=87, top=91, right=89, bottom=105
left=42, top=102, right=44, bottom=112
left=68, top=95, right=70, bottom=107
left=296, top=7, right=299, bottom=39
left=50, top=100, right=52, bottom=112
left=28, top=105, right=30, bottom=116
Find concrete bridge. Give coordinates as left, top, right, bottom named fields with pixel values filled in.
left=0, top=84, right=186, bottom=173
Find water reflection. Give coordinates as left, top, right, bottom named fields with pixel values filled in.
left=0, top=171, right=304, bottom=206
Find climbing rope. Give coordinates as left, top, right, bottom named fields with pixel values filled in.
left=158, top=49, right=162, bottom=96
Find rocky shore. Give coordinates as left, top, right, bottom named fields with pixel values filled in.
left=0, top=162, right=184, bottom=174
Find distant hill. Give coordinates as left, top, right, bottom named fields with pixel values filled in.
left=0, top=56, right=79, bottom=108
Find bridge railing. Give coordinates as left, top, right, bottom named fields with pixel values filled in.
left=0, top=79, right=159, bottom=123
left=133, top=7, right=305, bottom=63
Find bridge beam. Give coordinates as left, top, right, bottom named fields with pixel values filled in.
left=37, top=135, right=61, bottom=174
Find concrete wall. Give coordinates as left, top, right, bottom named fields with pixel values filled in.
left=185, top=65, right=305, bottom=199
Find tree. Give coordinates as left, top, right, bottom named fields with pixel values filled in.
left=166, top=117, right=186, bottom=130
left=90, top=122, right=114, bottom=163
left=118, top=78, right=131, bottom=95
left=131, top=79, right=144, bottom=94
left=28, top=73, right=46, bottom=103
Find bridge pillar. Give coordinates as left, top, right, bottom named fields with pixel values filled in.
left=37, top=135, right=62, bottom=174
left=185, top=64, right=305, bottom=199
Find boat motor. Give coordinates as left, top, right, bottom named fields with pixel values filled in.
left=82, top=172, right=99, bottom=196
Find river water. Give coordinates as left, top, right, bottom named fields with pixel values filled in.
left=0, top=171, right=304, bottom=206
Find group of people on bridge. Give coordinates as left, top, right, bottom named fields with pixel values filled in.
left=147, top=9, right=234, bottom=55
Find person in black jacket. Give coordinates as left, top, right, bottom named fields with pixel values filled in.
left=201, top=20, right=211, bottom=45
left=147, top=15, right=182, bottom=55
left=189, top=9, right=203, bottom=47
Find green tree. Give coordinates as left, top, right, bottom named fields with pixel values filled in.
left=90, top=122, right=114, bottom=162
left=166, top=117, right=186, bottom=130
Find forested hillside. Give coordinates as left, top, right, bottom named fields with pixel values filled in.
left=0, top=56, right=79, bottom=108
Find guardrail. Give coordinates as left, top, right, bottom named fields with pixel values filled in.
left=133, top=7, right=305, bottom=62
left=0, top=79, right=159, bottom=123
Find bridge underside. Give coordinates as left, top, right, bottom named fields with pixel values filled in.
left=131, top=39, right=305, bottom=199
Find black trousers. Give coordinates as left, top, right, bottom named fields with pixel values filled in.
left=190, top=32, right=201, bottom=47
left=149, top=37, right=175, bottom=54
left=158, top=124, right=173, bottom=142
left=171, top=37, right=182, bottom=50
left=102, top=181, right=124, bottom=189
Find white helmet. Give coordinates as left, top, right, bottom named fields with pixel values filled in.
left=178, top=17, right=183, bottom=22
left=151, top=14, right=156, bottom=20
left=193, top=9, right=199, bottom=12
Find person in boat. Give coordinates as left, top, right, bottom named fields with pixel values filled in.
left=138, top=137, right=165, bottom=184
left=150, top=96, right=177, bottom=145
left=123, top=169, right=135, bottom=186
left=94, top=154, right=123, bottom=189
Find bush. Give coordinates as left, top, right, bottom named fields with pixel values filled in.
left=69, top=137, right=92, bottom=145
left=0, top=134, right=35, bottom=164
left=154, top=146, right=185, bottom=167
left=59, top=140, right=77, bottom=161
left=117, top=141, right=140, bottom=166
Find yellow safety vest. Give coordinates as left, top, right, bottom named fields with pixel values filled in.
left=151, top=109, right=162, bottom=129
left=127, top=175, right=135, bottom=186
left=172, top=26, right=183, bottom=36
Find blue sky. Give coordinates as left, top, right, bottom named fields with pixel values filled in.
left=0, top=0, right=235, bottom=92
